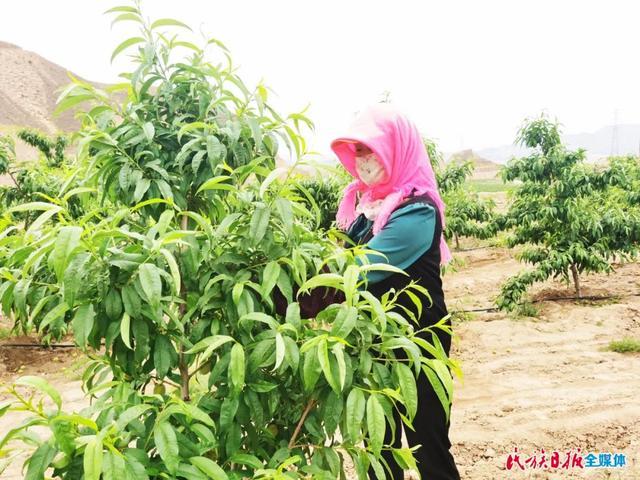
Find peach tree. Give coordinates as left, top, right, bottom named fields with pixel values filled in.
left=0, top=130, right=87, bottom=229
left=496, top=115, right=640, bottom=311
left=0, top=3, right=456, bottom=478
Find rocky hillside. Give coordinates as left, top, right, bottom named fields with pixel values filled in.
left=447, top=149, right=502, bottom=180
left=0, top=41, right=87, bottom=134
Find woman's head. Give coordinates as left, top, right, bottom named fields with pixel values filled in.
left=331, top=104, right=434, bottom=196
left=330, top=104, right=452, bottom=264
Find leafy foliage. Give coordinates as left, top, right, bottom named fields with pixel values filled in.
left=496, top=115, right=640, bottom=311
left=295, top=175, right=347, bottom=231
left=17, top=129, right=68, bottom=167
left=424, top=139, right=498, bottom=248
left=0, top=130, right=85, bottom=227
left=0, top=3, right=456, bottom=478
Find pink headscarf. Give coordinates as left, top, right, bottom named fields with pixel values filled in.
left=331, top=104, right=452, bottom=265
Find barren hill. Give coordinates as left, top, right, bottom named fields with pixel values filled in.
left=448, top=149, right=502, bottom=180
left=0, top=41, right=89, bottom=133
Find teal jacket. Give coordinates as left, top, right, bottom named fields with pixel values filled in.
left=346, top=201, right=437, bottom=284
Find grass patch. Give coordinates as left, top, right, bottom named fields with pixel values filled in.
left=450, top=310, right=477, bottom=323
left=442, top=255, right=468, bottom=275
left=510, top=301, right=540, bottom=320
left=607, top=337, right=640, bottom=353
left=0, top=326, right=13, bottom=340
left=466, top=178, right=517, bottom=193
left=576, top=296, right=621, bottom=307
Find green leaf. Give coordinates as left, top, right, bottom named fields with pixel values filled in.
left=121, top=286, right=141, bottom=317
left=25, top=442, right=57, bottom=480
left=63, top=252, right=89, bottom=307
left=155, top=420, right=180, bottom=474
left=84, top=436, right=103, bottom=480
left=285, top=302, right=301, bottom=330
left=105, top=288, right=123, bottom=320
left=317, top=338, right=339, bottom=394
left=332, top=343, right=346, bottom=390
left=392, top=447, right=419, bottom=472
left=238, top=312, right=278, bottom=329
left=139, top=263, right=162, bottom=308
left=132, top=318, right=150, bottom=364
left=277, top=269, right=293, bottom=304
left=111, top=36, right=145, bottom=63
left=104, top=6, right=139, bottom=14
left=102, top=451, right=126, bottom=480
left=197, top=175, right=233, bottom=193
left=175, top=464, right=208, bottom=480
left=160, top=248, right=181, bottom=296
left=219, top=396, right=239, bottom=432
left=343, top=265, right=359, bottom=305
left=185, top=335, right=235, bottom=355
left=367, top=453, right=385, bottom=480
left=6, top=201, right=60, bottom=213
left=261, top=261, right=280, bottom=298
left=50, top=226, right=82, bottom=280
left=150, top=18, right=193, bottom=31
left=142, top=122, right=155, bottom=142
left=302, top=346, right=321, bottom=392
left=115, top=404, right=154, bottom=431
left=273, top=332, right=285, bottom=371
left=206, top=135, right=225, bottom=165
left=26, top=205, right=63, bottom=233
left=283, top=336, right=300, bottom=371
left=275, top=197, right=293, bottom=235
left=121, top=312, right=132, bottom=349
left=72, top=304, right=95, bottom=348
left=110, top=12, right=142, bottom=28
left=182, top=403, right=216, bottom=428
left=228, top=453, right=262, bottom=470
left=366, top=394, right=385, bottom=456
left=229, top=343, right=245, bottom=393
left=154, top=335, right=175, bottom=379
left=250, top=205, right=271, bottom=245
left=422, top=363, right=451, bottom=424
left=345, top=388, right=366, bottom=442
left=133, top=178, right=151, bottom=202
left=330, top=305, right=357, bottom=339
left=38, top=302, right=69, bottom=333
left=394, top=363, right=418, bottom=421
left=190, top=456, right=228, bottom=479
left=259, top=167, right=287, bottom=198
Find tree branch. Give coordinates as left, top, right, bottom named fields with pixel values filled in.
left=288, top=398, right=317, bottom=449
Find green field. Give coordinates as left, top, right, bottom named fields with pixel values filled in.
left=466, top=178, right=517, bottom=193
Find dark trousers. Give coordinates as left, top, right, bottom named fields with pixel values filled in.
left=368, top=328, right=460, bottom=479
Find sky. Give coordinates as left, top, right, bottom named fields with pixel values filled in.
left=2, top=0, right=639, bottom=159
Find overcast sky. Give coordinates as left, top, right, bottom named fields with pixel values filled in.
left=2, top=0, right=639, bottom=158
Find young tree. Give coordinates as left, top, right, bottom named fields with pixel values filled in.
left=0, top=130, right=86, bottom=229
left=496, top=115, right=640, bottom=311
left=0, top=3, right=457, bottom=478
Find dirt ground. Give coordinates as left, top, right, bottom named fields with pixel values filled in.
left=1, top=244, right=639, bottom=479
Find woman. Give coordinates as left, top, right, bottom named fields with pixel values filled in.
left=330, top=104, right=460, bottom=480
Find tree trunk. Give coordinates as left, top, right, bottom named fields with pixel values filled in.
left=570, top=264, right=581, bottom=298
left=179, top=212, right=190, bottom=401
left=455, top=233, right=460, bottom=250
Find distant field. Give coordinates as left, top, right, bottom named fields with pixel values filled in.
left=466, top=178, right=517, bottom=193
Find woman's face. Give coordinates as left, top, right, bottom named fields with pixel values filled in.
left=354, top=143, right=387, bottom=186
